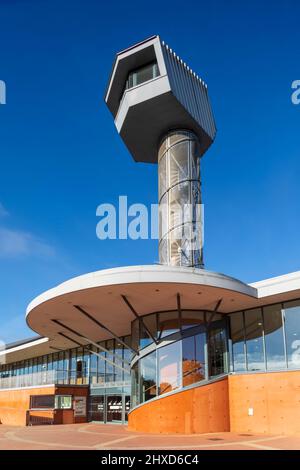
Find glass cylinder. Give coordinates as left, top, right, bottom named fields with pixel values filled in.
left=158, top=130, right=203, bottom=267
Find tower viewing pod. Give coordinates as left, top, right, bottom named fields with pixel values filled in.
left=105, top=35, right=216, bottom=267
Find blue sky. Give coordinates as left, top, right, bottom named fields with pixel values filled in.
left=0, top=0, right=299, bottom=342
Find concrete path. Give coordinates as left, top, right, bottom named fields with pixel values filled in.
left=0, top=423, right=299, bottom=450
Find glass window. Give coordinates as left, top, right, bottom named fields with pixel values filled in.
left=70, top=349, right=76, bottom=384
left=28, top=359, right=33, bottom=375
left=32, top=358, right=38, bottom=375
left=169, top=130, right=190, bottom=147
left=90, top=347, right=98, bottom=385
left=82, top=348, right=90, bottom=384
left=55, top=395, right=72, bottom=409
left=131, top=362, right=139, bottom=408
left=47, top=354, right=53, bottom=371
left=58, top=352, right=64, bottom=370
left=30, top=395, right=55, bottom=409
left=97, top=348, right=105, bottom=384
left=158, top=152, right=167, bottom=200
left=64, top=351, right=70, bottom=384
left=169, top=141, right=190, bottom=187
left=182, top=333, right=205, bottom=387
left=245, top=308, right=265, bottom=371
left=158, top=311, right=180, bottom=339
left=169, top=182, right=190, bottom=228
left=283, top=300, right=300, bottom=369
left=123, top=336, right=132, bottom=383
left=126, top=62, right=159, bottom=90
left=76, top=348, right=83, bottom=382
left=159, top=193, right=168, bottom=241
left=140, top=314, right=157, bottom=349
left=105, top=340, right=115, bottom=383
left=181, top=310, right=205, bottom=331
left=63, top=350, right=69, bottom=370
left=115, top=341, right=124, bottom=382
left=208, top=325, right=227, bottom=377
left=190, top=141, right=200, bottom=181
left=37, top=356, right=43, bottom=373
left=140, top=351, right=157, bottom=403
left=158, top=341, right=181, bottom=395
left=263, top=304, right=286, bottom=370
left=229, top=312, right=246, bottom=372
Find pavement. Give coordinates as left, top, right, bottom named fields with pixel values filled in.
left=0, top=423, right=300, bottom=450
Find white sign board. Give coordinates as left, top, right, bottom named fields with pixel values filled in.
left=74, top=396, right=87, bottom=417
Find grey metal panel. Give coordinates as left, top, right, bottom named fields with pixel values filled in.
left=161, top=41, right=216, bottom=143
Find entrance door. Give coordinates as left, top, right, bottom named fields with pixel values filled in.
left=88, top=396, right=105, bottom=422
left=106, top=395, right=123, bottom=423
left=124, top=395, right=130, bottom=422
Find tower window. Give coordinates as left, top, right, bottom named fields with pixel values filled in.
left=125, top=61, right=159, bottom=91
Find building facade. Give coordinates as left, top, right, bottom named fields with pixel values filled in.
left=1, top=37, right=300, bottom=435
left=1, top=266, right=300, bottom=434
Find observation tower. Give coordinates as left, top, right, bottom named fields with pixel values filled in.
left=105, top=35, right=216, bottom=267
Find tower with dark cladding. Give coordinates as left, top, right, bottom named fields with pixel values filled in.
left=105, top=35, right=216, bottom=268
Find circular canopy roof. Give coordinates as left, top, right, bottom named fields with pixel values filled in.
left=26, top=265, right=258, bottom=352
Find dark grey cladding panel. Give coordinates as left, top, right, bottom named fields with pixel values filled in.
left=118, top=91, right=213, bottom=163
left=161, top=42, right=216, bottom=142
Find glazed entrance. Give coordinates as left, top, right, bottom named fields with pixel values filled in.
left=88, top=394, right=130, bottom=424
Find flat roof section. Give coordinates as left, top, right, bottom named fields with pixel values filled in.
left=0, top=336, right=51, bottom=364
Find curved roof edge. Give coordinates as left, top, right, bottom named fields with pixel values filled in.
left=26, top=265, right=257, bottom=317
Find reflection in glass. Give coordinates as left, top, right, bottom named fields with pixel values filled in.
left=106, top=395, right=123, bottom=423
left=169, top=183, right=190, bottom=229
left=70, top=349, right=76, bottom=384
left=158, top=130, right=202, bottom=268
left=208, top=325, right=227, bottom=377
left=97, top=349, right=105, bottom=385
left=263, top=304, right=286, bottom=370
left=55, top=395, right=72, bottom=409
left=158, top=152, right=167, bottom=201
left=169, top=142, right=189, bottom=187
left=158, top=311, right=180, bottom=339
left=181, top=311, right=205, bottom=330
left=245, top=308, right=265, bottom=371
left=131, top=363, right=139, bottom=408
left=83, top=348, right=90, bottom=384
left=140, top=314, right=157, bottom=349
left=283, top=301, right=300, bottom=369
left=90, top=347, right=98, bottom=385
left=105, top=340, right=115, bottom=382
left=115, top=341, right=123, bottom=382
left=229, top=313, right=246, bottom=372
left=159, top=193, right=168, bottom=240
left=123, top=336, right=132, bottom=383
left=126, top=62, right=159, bottom=90
left=89, top=396, right=105, bottom=422
left=158, top=341, right=181, bottom=395
left=182, top=333, right=205, bottom=387
left=140, top=351, right=157, bottom=402
left=64, top=351, right=69, bottom=383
